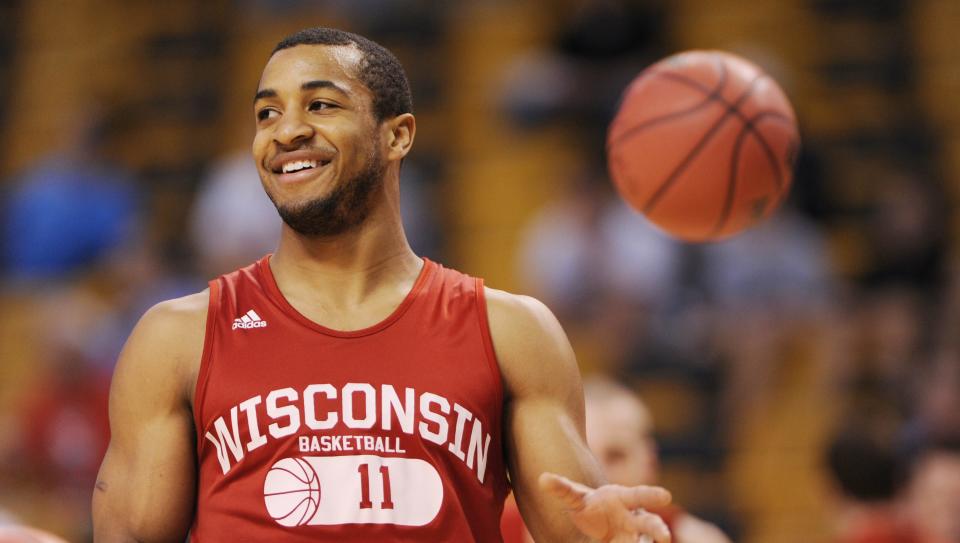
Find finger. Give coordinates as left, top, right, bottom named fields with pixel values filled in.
left=618, top=485, right=672, bottom=509
left=626, top=511, right=671, bottom=543
left=538, top=472, right=589, bottom=510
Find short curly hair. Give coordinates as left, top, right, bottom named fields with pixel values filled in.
left=272, top=27, right=413, bottom=122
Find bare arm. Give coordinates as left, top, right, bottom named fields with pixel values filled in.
left=487, top=289, right=669, bottom=543
left=487, top=289, right=599, bottom=541
left=92, top=292, right=208, bottom=542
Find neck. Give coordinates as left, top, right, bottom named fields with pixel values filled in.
left=269, top=182, right=421, bottom=308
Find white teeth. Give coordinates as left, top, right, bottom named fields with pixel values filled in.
left=281, top=159, right=319, bottom=173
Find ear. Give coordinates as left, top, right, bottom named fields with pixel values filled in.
left=382, top=113, right=416, bottom=162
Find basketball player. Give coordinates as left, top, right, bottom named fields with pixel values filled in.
left=92, top=28, right=671, bottom=542
left=502, top=378, right=730, bottom=543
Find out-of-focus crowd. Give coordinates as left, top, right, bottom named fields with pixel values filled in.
left=0, top=1, right=958, bottom=542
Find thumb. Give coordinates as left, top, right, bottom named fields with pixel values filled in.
left=539, top=472, right=589, bottom=510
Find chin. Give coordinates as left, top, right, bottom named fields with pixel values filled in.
left=269, top=183, right=336, bottom=209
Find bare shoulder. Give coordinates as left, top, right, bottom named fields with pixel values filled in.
left=141, top=290, right=209, bottom=329
left=133, top=291, right=209, bottom=361
left=483, top=287, right=580, bottom=399
left=116, top=290, right=210, bottom=402
left=484, top=287, right=562, bottom=338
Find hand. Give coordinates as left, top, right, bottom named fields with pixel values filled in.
left=539, top=472, right=672, bottom=543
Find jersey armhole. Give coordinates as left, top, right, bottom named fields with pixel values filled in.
left=474, top=278, right=504, bottom=414
left=192, top=278, right=221, bottom=450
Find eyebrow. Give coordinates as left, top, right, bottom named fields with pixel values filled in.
left=254, top=80, right=349, bottom=103
left=253, top=89, right=276, bottom=103
left=301, top=80, right=349, bottom=96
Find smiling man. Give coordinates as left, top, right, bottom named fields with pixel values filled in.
left=92, top=28, right=671, bottom=543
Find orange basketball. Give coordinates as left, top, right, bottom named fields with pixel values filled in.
left=607, top=50, right=800, bottom=242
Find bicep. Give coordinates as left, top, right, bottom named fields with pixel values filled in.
left=488, top=292, right=603, bottom=542
left=93, top=303, right=201, bottom=542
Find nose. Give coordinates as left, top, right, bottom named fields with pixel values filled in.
left=274, top=110, right=313, bottom=147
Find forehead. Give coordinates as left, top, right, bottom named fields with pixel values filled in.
left=586, top=397, right=652, bottom=439
left=259, top=44, right=368, bottom=96
left=920, top=453, right=960, bottom=479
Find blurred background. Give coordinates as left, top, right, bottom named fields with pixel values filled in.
left=0, top=0, right=958, bottom=541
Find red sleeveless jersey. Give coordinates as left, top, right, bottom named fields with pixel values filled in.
left=190, top=256, right=508, bottom=542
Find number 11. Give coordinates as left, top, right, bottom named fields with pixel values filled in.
left=358, top=463, right=394, bottom=510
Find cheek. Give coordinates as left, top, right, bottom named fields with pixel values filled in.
left=252, top=132, right=270, bottom=160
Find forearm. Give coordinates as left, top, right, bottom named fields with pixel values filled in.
left=508, top=401, right=604, bottom=542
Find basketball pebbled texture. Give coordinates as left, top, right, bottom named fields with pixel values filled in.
left=607, top=50, right=800, bottom=241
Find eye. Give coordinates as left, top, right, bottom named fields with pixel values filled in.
left=309, top=100, right=336, bottom=112
left=257, top=108, right=278, bottom=122
left=603, top=448, right=627, bottom=466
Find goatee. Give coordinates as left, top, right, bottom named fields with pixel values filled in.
left=271, top=154, right=386, bottom=237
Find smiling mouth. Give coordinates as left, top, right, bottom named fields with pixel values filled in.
left=273, top=159, right=332, bottom=175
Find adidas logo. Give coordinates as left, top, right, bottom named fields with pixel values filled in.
left=232, top=309, right=267, bottom=330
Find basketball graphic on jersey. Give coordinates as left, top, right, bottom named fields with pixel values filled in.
left=263, top=457, right=321, bottom=527
left=263, top=455, right=443, bottom=527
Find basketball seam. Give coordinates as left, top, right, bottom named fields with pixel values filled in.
left=273, top=466, right=311, bottom=486
left=649, top=68, right=755, bottom=112
left=264, top=488, right=318, bottom=497
left=267, top=494, right=308, bottom=521
left=609, top=58, right=729, bottom=148
left=642, top=73, right=767, bottom=216
left=745, top=111, right=794, bottom=124
left=295, top=493, right=314, bottom=526
left=713, top=111, right=798, bottom=235
left=651, top=72, right=789, bottom=129
left=712, top=122, right=752, bottom=235
left=650, top=71, right=718, bottom=100
left=742, top=111, right=792, bottom=193
left=295, top=458, right=317, bottom=484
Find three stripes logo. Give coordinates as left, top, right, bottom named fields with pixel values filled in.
left=233, top=309, right=268, bottom=330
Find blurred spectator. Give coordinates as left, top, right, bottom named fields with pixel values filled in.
left=581, top=377, right=730, bottom=543
left=906, top=438, right=960, bottom=543
left=935, top=258, right=960, bottom=353
left=902, top=351, right=960, bottom=454
left=517, top=170, right=681, bottom=371
left=189, top=150, right=280, bottom=276
left=824, top=422, right=923, bottom=543
left=16, top=342, right=110, bottom=491
left=396, top=159, right=445, bottom=259
left=702, top=205, right=838, bottom=418
left=1, top=286, right=119, bottom=542
left=2, top=106, right=140, bottom=282
left=0, top=512, right=67, bottom=543
left=701, top=206, right=834, bottom=313
left=500, top=0, right=667, bottom=140
left=855, top=288, right=927, bottom=383
left=860, top=171, right=949, bottom=295
left=518, top=170, right=681, bottom=320
left=501, top=376, right=731, bottom=543
left=0, top=525, right=68, bottom=543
